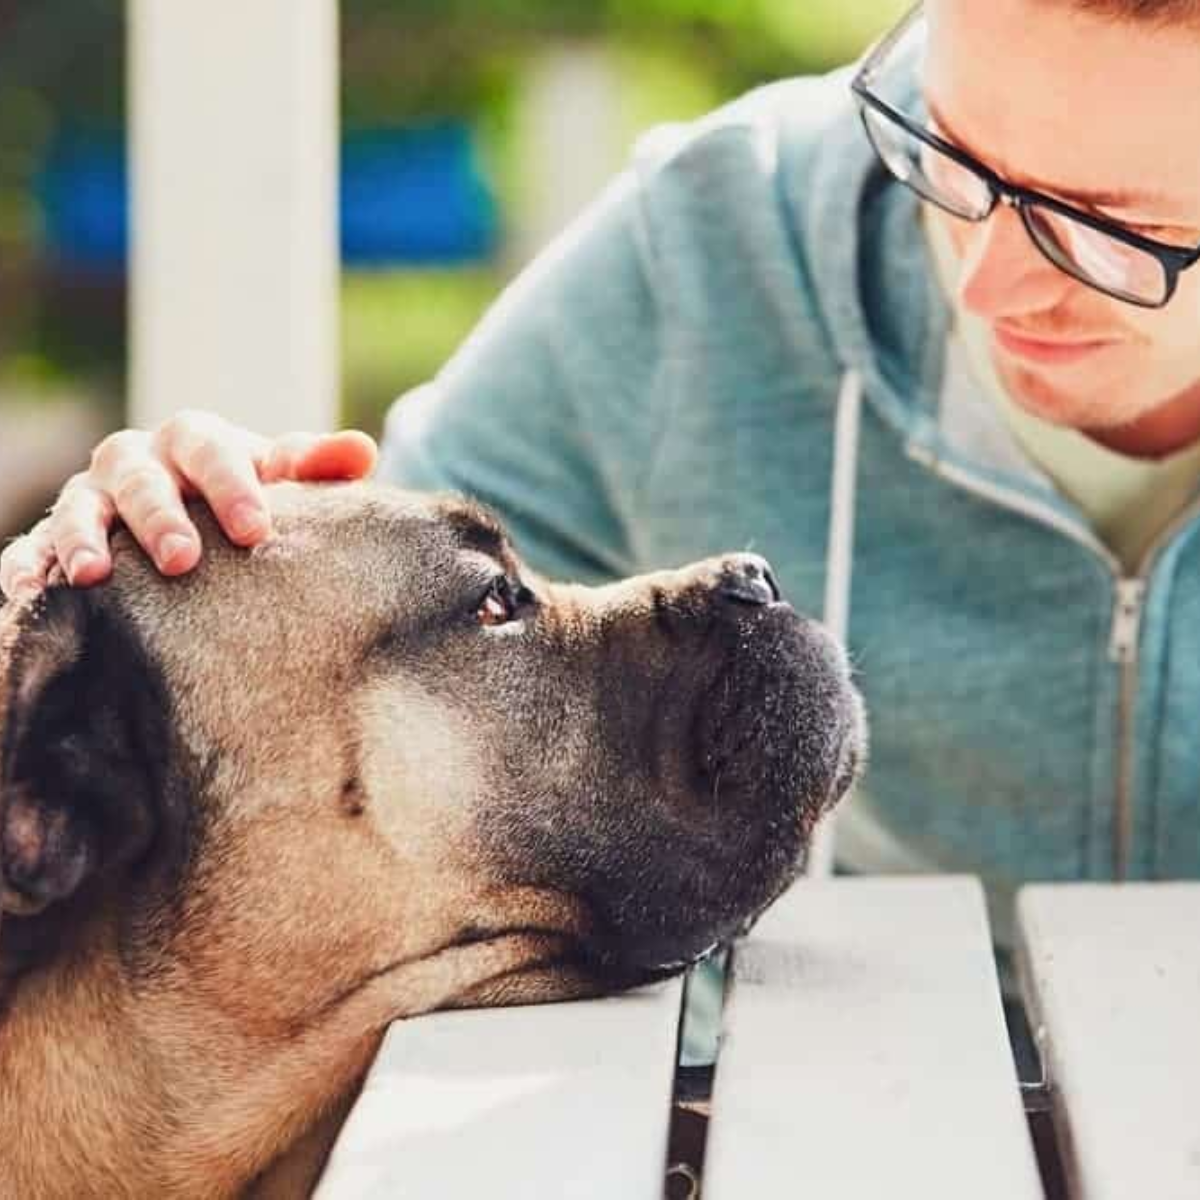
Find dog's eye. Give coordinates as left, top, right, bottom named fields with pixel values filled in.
left=476, top=576, right=532, bottom=627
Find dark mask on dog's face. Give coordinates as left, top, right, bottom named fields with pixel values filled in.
left=350, top=492, right=866, bottom=986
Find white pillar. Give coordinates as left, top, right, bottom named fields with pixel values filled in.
left=511, top=41, right=626, bottom=266
left=129, top=0, right=339, bottom=435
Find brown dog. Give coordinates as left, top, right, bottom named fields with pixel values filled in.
left=0, top=482, right=863, bottom=1198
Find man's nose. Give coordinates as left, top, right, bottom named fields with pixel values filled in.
left=957, top=201, right=1069, bottom=320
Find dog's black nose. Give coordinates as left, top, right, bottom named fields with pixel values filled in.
left=717, top=555, right=781, bottom=606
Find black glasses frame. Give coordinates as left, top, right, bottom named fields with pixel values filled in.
left=850, top=3, right=1200, bottom=308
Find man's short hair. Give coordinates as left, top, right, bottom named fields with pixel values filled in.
left=1064, top=0, right=1200, bottom=23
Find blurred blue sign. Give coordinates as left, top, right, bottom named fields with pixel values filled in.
left=37, top=131, right=128, bottom=270
left=36, top=122, right=500, bottom=270
left=341, top=124, right=498, bottom=265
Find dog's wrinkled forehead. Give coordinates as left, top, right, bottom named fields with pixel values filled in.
left=112, top=483, right=510, bottom=647
left=102, top=483, right=517, bottom=742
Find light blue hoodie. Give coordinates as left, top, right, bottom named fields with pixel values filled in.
left=378, top=61, right=1200, bottom=953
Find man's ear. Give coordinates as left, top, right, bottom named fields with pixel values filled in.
left=0, top=587, right=170, bottom=916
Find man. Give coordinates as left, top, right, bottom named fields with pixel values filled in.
left=5, top=0, right=1200, bottom=965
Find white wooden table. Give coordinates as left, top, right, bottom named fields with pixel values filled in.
left=1018, top=884, right=1200, bottom=1200
left=317, top=878, right=1200, bottom=1198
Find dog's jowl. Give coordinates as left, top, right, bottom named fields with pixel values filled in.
left=0, top=482, right=864, bottom=1198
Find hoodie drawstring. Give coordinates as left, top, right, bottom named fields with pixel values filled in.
left=807, top=369, right=863, bottom=878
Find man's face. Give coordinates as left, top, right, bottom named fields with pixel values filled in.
left=924, top=0, right=1200, bottom=432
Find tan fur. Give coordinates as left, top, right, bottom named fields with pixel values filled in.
left=0, top=482, right=863, bottom=1198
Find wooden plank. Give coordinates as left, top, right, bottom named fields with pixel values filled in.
left=129, top=0, right=338, bottom=435
left=704, top=877, right=1043, bottom=1199
left=1017, top=883, right=1200, bottom=1200
left=316, top=978, right=683, bottom=1199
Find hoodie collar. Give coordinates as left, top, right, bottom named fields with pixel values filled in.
left=795, top=66, right=950, bottom=452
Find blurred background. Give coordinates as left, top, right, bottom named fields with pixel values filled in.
left=0, top=0, right=906, bottom=539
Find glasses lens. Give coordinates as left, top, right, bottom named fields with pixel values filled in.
left=861, top=105, right=992, bottom=221
left=1024, top=206, right=1169, bottom=306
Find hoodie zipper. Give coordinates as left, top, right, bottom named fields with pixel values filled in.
left=906, top=441, right=1200, bottom=878
left=1108, top=578, right=1145, bottom=879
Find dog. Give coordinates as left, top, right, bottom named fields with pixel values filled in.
left=0, top=482, right=864, bottom=1198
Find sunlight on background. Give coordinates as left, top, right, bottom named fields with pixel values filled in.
left=0, top=0, right=908, bottom=535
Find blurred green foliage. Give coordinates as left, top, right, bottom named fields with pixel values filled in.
left=0, top=0, right=908, bottom=432
left=338, top=0, right=908, bottom=433
left=342, top=0, right=908, bottom=121
left=0, top=0, right=124, bottom=408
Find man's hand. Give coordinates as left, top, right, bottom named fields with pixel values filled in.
left=0, top=411, right=377, bottom=601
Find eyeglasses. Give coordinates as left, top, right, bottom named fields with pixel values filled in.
left=850, top=4, right=1200, bottom=308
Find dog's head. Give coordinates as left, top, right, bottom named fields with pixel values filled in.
left=0, top=482, right=863, bottom=1022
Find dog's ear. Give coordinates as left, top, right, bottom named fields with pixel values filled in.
left=0, top=587, right=170, bottom=916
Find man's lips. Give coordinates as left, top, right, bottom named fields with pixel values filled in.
left=993, top=323, right=1122, bottom=367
